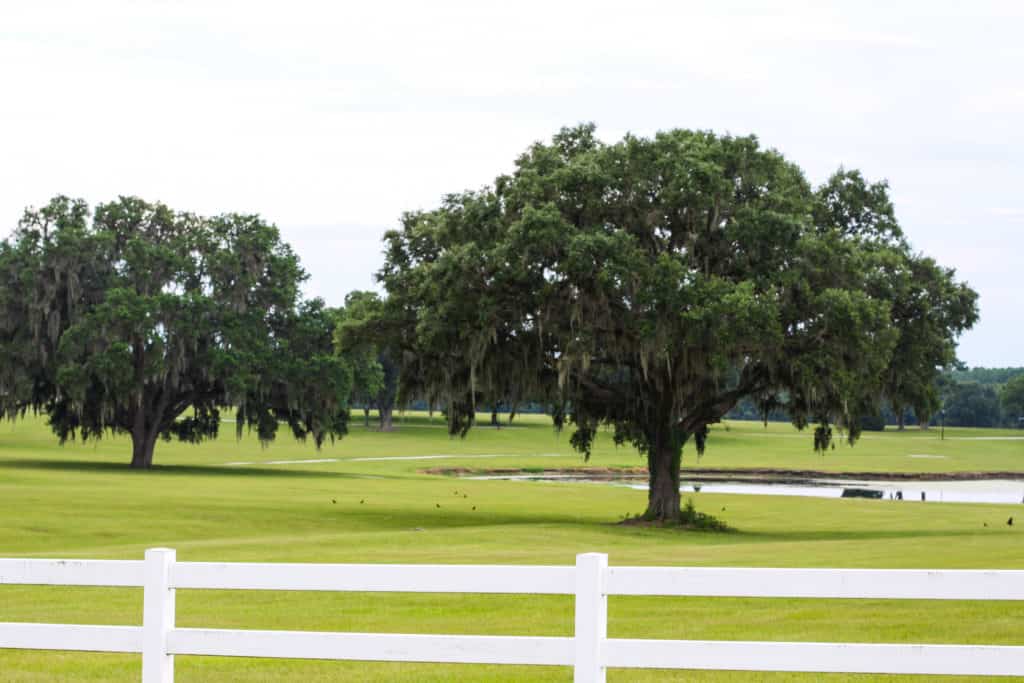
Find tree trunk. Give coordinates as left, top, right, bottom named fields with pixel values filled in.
left=363, top=407, right=370, bottom=428
left=897, top=411, right=906, bottom=431
left=644, top=423, right=683, bottom=521
left=379, top=405, right=394, bottom=432
left=130, top=429, right=157, bottom=469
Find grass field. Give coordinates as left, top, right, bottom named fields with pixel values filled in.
left=2, top=413, right=1023, bottom=681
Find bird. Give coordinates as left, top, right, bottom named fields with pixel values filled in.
left=436, top=503, right=441, bottom=508
left=472, top=506, right=476, bottom=511
left=331, top=499, right=336, bottom=504
left=721, top=507, right=726, bottom=512
left=360, top=499, right=365, bottom=504
left=984, top=522, right=988, bottom=527
left=1009, top=517, right=1014, bottom=526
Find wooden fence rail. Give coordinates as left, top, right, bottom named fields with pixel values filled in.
left=2, top=549, right=1024, bottom=681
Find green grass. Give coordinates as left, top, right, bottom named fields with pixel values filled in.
left=1, top=413, right=1023, bottom=681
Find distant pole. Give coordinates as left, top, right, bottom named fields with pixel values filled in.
left=940, top=409, right=945, bottom=441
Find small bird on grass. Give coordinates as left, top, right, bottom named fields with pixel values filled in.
left=1009, top=517, right=1014, bottom=526
left=331, top=499, right=336, bottom=504
left=472, top=506, right=476, bottom=511
left=436, top=503, right=441, bottom=508
left=360, top=499, right=365, bottom=504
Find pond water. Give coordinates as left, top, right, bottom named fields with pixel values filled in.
left=467, top=474, right=1024, bottom=504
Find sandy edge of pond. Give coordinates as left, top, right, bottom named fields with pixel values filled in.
left=423, top=466, right=1024, bottom=482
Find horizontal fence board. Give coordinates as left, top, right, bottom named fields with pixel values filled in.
left=606, top=567, right=1024, bottom=600
left=605, top=639, right=1024, bottom=676
left=0, top=623, right=142, bottom=653
left=0, top=559, right=144, bottom=587
left=171, top=562, right=575, bottom=594
left=168, top=628, right=574, bottom=665
left=7, top=552, right=1024, bottom=679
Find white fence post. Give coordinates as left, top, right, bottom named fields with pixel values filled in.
left=142, top=548, right=176, bottom=683
left=573, top=553, right=608, bottom=683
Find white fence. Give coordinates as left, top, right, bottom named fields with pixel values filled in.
left=2, top=549, right=1024, bottom=681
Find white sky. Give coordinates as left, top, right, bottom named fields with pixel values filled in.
left=1, top=1, right=1021, bottom=366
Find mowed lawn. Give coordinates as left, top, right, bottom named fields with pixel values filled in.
left=2, top=413, right=1024, bottom=681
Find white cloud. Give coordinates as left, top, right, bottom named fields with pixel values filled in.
left=989, top=208, right=1024, bottom=217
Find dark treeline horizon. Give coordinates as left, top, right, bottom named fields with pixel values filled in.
left=383, top=365, right=1023, bottom=431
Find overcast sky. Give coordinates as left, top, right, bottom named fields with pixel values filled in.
left=1, top=1, right=1021, bottom=366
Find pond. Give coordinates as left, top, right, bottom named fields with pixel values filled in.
left=466, top=474, right=1024, bottom=504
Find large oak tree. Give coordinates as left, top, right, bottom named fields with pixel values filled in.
left=0, top=196, right=351, bottom=468
left=378, top=125, right=978, bottom=522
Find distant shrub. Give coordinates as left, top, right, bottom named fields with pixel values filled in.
left=860, top=414, right=886, bottom=431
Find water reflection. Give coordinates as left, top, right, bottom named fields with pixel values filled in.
left=469, top=474, right=1024, bottom=504
left=668, top=480, right=1024, bottom=504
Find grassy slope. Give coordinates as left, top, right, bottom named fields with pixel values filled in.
left=1, top=414, right=1023, bottom=681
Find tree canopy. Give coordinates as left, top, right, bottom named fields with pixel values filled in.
left=999, top=374, right=1024, bottom=426
left=811, top=169, right=979, bottom=429
left=377, top=125, right=978, bottom=522
left=0, top=196, right=351, bottom=467
left=333, top=290, right=400, bottom=430
left=942, top=382, right=1002, bottom=428
left=951, top=367, right=1024, bottom=386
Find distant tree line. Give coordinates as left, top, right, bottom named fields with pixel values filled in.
left=725, top=367, right=1024, bottom=429
left=937, top=369, right=1024, bottom=428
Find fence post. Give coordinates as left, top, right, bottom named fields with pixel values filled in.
left=142, top=548, right=176, bottom=683
left=574, top=552, right=608, bottom=683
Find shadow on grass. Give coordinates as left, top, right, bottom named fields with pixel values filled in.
left=322, top=508, right=602, bottom=532
left=736, top=527, right=1014, bottom=543
left=0, top=458, right=375, bottom=479
left=317, top=505, right=727, bottom=534
left=327, top=511, right=1017, bottom=542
